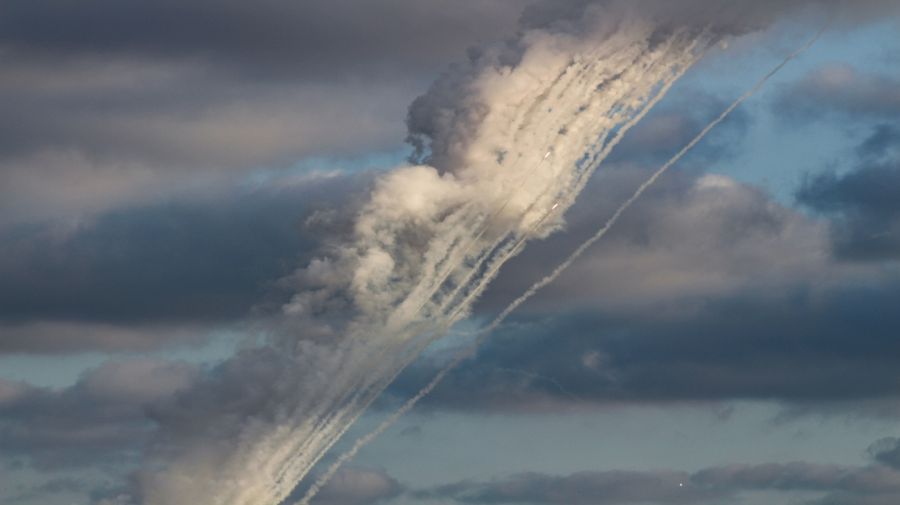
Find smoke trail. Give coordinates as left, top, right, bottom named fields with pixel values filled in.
left=285, top=35, right=706, bottom=504
left=296, top=27, right=825, bottom=505
left=140, top=11, right=716, bottom=505
left=287, top=39, right=714, bottom=505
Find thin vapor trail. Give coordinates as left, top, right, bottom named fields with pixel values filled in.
left=296, top=28, right=824, bottom=505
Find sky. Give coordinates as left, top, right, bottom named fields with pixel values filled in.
left=2, top=1, right=900, bottom=505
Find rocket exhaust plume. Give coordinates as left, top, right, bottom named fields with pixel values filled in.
left=132, top=5, right=823, bottom=505
left=142, top=16, right=710, bottom=505
left=294, top=26, right=826, bottom=505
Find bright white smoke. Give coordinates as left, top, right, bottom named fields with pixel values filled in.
left=139, top=11, right=715, bottom=505
left=296, top=25, right=826, bottom=505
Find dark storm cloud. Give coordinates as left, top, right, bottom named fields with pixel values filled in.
left=797, top=128, right=900, bottom=261
left=0, top=359, right=198, bottom=470
left=420, top=458, right=900, bottom=505
left=0, top=172, right=368, bottom=353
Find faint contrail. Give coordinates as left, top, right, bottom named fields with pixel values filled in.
left=296, top=27, right=825, bottom=505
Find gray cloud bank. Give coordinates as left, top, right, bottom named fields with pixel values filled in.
left=0, top=172, right=367, bottom=354
left=0, top=355, right=401, bottom=505
left=419, top=457, right=900, bottom=505
left=415, top=434, right=900, bottom=505
left=776, top=65, right=900, bottom=121
left=0, top=360, right=197, bottom=471
left=0, top=0, right=525, bottom=78
left=0, top=0, right=527, bottom=224
left=797, top=126, right=900, bottom=261
left=376, top=63, right=900, bottom=415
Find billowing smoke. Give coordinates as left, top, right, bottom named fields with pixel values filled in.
left=136, top=7, right=711, bottom=504
left=296, top=24, right=826, bottom=505
left=128, top=1, right=867, bottom=505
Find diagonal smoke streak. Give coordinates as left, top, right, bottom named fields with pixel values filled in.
left=431, top=36, right=705, bottom=328
left=141, top=20, right=724, bottom=505
left=281, top=37, right=706, bottom=499
left=285, top=40, right=711, bottom=502
left=334, top=31, right=711, bottom=453
left=295, top=28, right=825, bottom=505
left=270, top=42, right=700, bottom=505
left=280, top=31, right=711, bottom=505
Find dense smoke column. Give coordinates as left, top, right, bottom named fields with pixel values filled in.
left=138, top=10, right=714, bottom=505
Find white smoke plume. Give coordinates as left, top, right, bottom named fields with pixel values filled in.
left=127, top=2, right=845, bottom=504
left=295, top=24, right=826, bottom=505
left=129, top=0, right=900, bottom=502
left=138, top=13, right=711, bottom=505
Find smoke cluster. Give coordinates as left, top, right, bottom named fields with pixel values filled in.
left=125, top=1, right=895, bottom=504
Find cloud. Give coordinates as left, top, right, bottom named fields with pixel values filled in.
left=0, top=359, right=198, bottom=471
left=0, top=63, right=413, bottom=224
left=419, top=469, right=719, bottom=504
left=856, top=124, right=900, bottom=162
left=0, top=0, right=525, bottom=78
left=392, top=276, right=900, bottom=413
left=5, top=477, right=90, bottom=503
left=774, top=65, right=900, bottom=121
left=598, top=89, right=752, bottom=166
left=478, top=166, right=829, bottom=315
left=797, top=127, right=900, bottom=261
left=379, top=169, right=900, bottom=413
left=0, top=321, right=215, bottom=355
left=310, top=467, right=403, bottom=505
left=0, top=172, right=365, bottom=353
left=521, top=0, right=900, bottom=36
left=134, top=11, right=725, bottom=504
left=1, top=3, right=898, bottom=505
left=0, top=0, right=529, bottom=224
left=420, top=457, right=900, bottom=505
left=1, top=1, right=897, bottom=224
left=869, top=439, right=900, bottom=470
